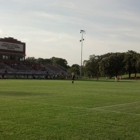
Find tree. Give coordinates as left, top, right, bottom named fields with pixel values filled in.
left=68, top=64, right=80, bottom=75
left=37, top=58, right=45, bottom=64
left=25, top=57, right=36, bottom=63
left=84, top=55, right=99, bottom=77
left=99, top=53, right=124, bottom=78
left=124, top=50, right=138, bottom=78
left=136, top=53, right=140, bottom=74
left=136, top=58, right=140, bottom=73
left=50, top=57, right=68, bottom=69
left=44, top=58, right=51, bottom=64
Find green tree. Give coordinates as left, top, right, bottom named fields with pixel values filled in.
left=99, top=53, right=124, bottom=78
left=136, top=52, right=140, bottom=74
left=50, top=57, right=68, bottom=69
left=124, top=50, right=138, bottom=78
left=25, top=57, right=36, bottom=63
left=68, top=64, right=80, bottom=75
left=44, top=58, right=51, bottom=64
left=136, top=58, right=140, bottom=73
left=84, top=55, right=99, bottom=77
left=37, top=58, right=45, bottom=64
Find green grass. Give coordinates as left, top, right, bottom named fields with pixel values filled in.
left=0, top=79, right=140, bottom=140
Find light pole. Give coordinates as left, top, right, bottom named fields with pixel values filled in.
left=80, top=30, right=85, bottom=78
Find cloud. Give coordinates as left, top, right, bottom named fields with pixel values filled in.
left=0, top=30, right=3, bottom=35
left=1, top=0, right=140, bottom=65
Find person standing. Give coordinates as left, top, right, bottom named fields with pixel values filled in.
left=72, top=73, right=75, bottom=84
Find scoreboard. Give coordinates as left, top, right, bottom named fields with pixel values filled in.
left=0, top=41, right=24, bottom=52
left=0, top=38, right=25, bottom=55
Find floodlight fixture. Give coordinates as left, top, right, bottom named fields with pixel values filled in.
left=80, top=30, right=86, bottom=33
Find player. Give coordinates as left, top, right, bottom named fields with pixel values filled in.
left=72, top=73, right=75, bottom=84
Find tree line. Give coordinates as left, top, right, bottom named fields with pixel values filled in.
left=25, top=56, right=69, bottom=69
left=25, top=50, right=140, bottom=78
left=83, top=50, right=140, bottom=78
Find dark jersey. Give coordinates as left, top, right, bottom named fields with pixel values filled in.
left=72, top=75, right=75, bottom=80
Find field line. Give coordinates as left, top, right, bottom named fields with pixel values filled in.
left=90, top=101, right=140, bottom=109
left=55, top=101, right=139, bottom=116
left=20, top=100, right=140, bottom=116
left=44, top=101, right=140, bottom=110
left=57, top=101, right=140, bottom=116
left=94, top=108, right=140, bottom=116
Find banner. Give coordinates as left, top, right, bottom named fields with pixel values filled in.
left=0, top=41, right=24, bottom=52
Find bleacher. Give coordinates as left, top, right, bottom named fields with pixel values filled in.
left=0, top=62, right=69, bottom=79
left=45, top=65, right=65, bottom=74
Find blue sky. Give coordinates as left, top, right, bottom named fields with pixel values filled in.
left=0, top=0, right=140, bottom=66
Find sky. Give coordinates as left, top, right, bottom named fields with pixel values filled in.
left=0, top=0, right=140, bottom=66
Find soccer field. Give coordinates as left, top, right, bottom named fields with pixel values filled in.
left=0, top=79, right=140, bottom=140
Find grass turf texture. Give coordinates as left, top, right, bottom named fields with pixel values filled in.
left=0, top=79, right=140, bottom=140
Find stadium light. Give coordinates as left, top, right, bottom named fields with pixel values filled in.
left=80, top=30, right=86, bottom=78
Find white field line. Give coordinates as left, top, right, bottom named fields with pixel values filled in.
left=90, top=101, right=140, bottom=116
left=90, top=101, right=140, bottom=109
left=22, top=100, right=140, bottom=116
left=43, top=101, right=140, bottom=110
left=52, top=101, right=140, bottom=116
left=95, top=108, right=140, bottom=116
left=10, top=99, right=140, bottom=116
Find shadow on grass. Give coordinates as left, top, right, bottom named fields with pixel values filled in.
left=0, top=91, right=34, bottom=97
left=0, top=91, right=52, bottom=97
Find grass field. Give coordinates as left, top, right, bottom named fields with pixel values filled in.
left=0, top=79, right=140, bottom=140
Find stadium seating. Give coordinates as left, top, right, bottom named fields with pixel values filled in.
left=0, top=62, right=69, bottom=79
